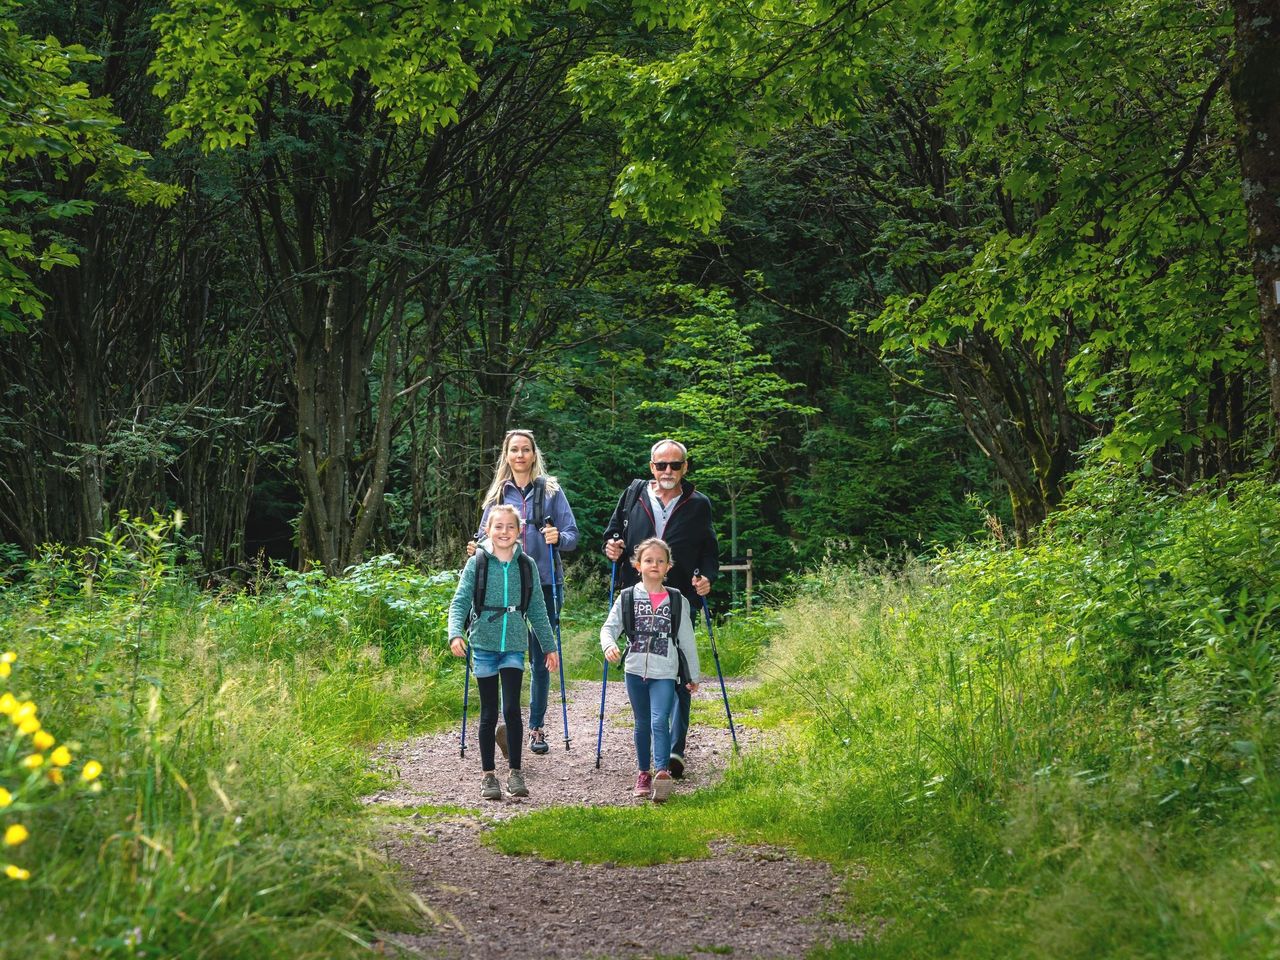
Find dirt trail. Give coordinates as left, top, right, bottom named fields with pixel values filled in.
left=367, top=678, right=865, bottom=958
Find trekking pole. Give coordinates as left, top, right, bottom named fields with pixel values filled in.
left=546, top=518, right=571, bottom=751
left=460, top=541, right=478, bottom=759
left=694, top=570, right=739, bottom=752
left=596, top=543, right=620, bottom=769
left=459, top=642, right=472, bottom=759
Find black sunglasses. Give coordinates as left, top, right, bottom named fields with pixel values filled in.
left=652, top=460, right=686, bottom=471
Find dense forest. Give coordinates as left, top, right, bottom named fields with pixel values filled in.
left=3, top=2, right=1279, bottom=958
left=4, top=0, right=1275, bottom=578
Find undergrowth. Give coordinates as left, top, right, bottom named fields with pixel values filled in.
left=0, top=519, right=462, bottom=958
left=492, top=467, right=1280, bottom=959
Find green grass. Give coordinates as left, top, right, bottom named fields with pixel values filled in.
left=488, top=804, right=717, bottom=864
left=6, top=474, right=1279, bottom=958
left=0, top=539, right=465, bottom=959
left=488, top=472, right=1280, bottom=959
left=374, top=803, right=480, bottom=819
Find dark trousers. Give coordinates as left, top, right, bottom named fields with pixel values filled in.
left=478, top=668, right=523, bottom=771
left=524, top=583, right=561, bottom=730
left=670, top=683, right=691, bottom=758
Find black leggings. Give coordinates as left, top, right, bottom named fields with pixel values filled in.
left=478, top=667, right=524, bottom=772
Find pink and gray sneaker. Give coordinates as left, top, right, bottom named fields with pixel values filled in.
left=634, top=771, right=653, bottom=798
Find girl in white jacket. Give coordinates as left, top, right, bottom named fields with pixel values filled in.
left=600, top=537, right=700, bottom=802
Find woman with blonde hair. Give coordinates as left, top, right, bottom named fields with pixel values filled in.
left=468, top=428, right=579, bottom=755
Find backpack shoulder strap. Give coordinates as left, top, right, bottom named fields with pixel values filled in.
left=472, top=553, right=534, bottom=619
left=531, top=476, right=548, bottom=530
left=518, top=552, right=536, bottom=613
left=470, top=554, right=488, bottom=621
left=621, top=478, right=646, bottom=532
left=667, top=588, right=684, bottom=639
left=620, top=585, right=635, bottom=638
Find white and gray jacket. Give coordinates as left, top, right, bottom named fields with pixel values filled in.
left=600, top=589, right=699, bottom=683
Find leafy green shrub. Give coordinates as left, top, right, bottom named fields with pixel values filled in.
left=219, top=554, right=457, bottom=665
left=935, top=466, right=1280, bottom=814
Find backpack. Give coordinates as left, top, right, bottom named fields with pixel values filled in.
left=470, top=551, right=537, bottom=626
left=618, top=586, right=691, bottom=687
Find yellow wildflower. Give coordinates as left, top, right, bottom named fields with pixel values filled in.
left=11, top=701, right=36, bottom=724
left=0, top=693, right=15, bottom=714
left=17, top=717, right=40, bottom=736
left=4, top=824, right=28, bottom=846
left=20, top=754, right=43, bottom=770
left=81, top=760, right=102, bottom=782
left=33, top=730, right=55, bottom=751
left=0, top=662, right=9, bottom=679
left=47, top=769, right=63, bottom=785
left=4, top=864, right=31, bottom=880
left=50, top=745, right=71, bottom=767
left=0, top=652, right=14, bottom=664
left=0, top=788, right=10, bottom=807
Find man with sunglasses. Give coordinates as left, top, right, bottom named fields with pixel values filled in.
left=603, top=438, right=719, bottom=778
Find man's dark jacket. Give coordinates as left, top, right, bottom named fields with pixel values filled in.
left=602, top=478, right=719, bottom=599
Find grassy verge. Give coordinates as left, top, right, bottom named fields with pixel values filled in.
left=490, top=468, right=1280, bottom=959
left=0, top=532, right=463, bottom=959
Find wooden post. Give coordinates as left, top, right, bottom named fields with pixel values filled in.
left=717, top=550, right=754, bottom=612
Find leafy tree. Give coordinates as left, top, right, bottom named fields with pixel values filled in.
left=639, top=284, right=817, bottom=563
left=0, top=0, right=174, bottom=329
left=148, top=1, right=653, bottom=571
left=149, top=0, right=534, bottom=572
left=570, top=0, right=1271, bottom=539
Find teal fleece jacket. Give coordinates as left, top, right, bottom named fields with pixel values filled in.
left=447, top=543, right=555, bottom=655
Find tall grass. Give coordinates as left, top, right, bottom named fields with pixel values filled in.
left=0, top=521, right=462, bottom=958
left=493, top=468, right=1280, bottom=958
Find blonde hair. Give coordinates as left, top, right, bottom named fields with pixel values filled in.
left=481, top=429, right=561, bottom=508
left=485, top=503, right=521, bottom=532
left=632, top=537, right=672, bottom=565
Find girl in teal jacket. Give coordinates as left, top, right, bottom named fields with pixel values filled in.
left=449, top=505, right=557, bottom=800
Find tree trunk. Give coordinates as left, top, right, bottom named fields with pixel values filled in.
left=1231, top=0, right=1280, bottom=443
left=935, top=333, right=1082, bottom=545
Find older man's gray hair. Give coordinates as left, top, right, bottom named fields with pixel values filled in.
left=649, top=438, right=688, bottom=460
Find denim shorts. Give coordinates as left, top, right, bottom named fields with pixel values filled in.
left=471, top=648, right=525, bottom=678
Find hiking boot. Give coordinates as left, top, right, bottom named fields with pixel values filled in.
left=634, top=771, right=653, bottom=798
left=668, top=753, right=685, bottom=779
left=495, top=723, right=508, bottom=760
left=480, top=773, right=502, bottom=801
left=529, top=728, right=550, bottom=755
left=651, top=769, right=674, bottom=804
left=507, top=769, right=529, bottom=798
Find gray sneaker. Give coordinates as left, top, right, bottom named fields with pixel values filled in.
left=506, top=768, right=529, bottom=798
left=651, top=769, right=674, bottom=804
left=495, top=723, right=509, bottom=760
left=481, top=773, right=502, bottom=800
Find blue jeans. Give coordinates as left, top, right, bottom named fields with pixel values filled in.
left=471, top=648, right=525, bottom=678
left=528, top=584, right=561, bottom=730
left=625, top=673, right=677, bottom=772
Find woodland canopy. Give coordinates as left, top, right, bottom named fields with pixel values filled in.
left=2, top=0, right=1277, bottom=576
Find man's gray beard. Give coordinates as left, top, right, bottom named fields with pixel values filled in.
left=657, top=477, right=680, bottom=490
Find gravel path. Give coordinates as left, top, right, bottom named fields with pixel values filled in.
left=366, top=677, right=865, bottom=958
